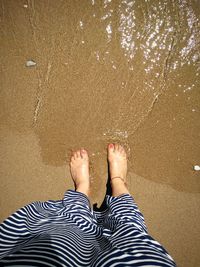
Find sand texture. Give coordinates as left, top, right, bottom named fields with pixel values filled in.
left=0, top=1, right=200, bottom=266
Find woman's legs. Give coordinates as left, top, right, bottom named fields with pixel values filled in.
left=107, top=143, right=130, bottom=197
left=103, top=144, right=176, bottom=266
left=69, top=144, right=130, bottom=198
left=70, top=148, right=91, bottom=198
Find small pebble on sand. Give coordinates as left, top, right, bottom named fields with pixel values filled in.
left=193, top=165, right=200, bottom=171
left=26, top=60, right=37, bottom=67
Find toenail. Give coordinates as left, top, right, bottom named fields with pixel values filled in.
left=109, top=144, right=114, bottom=148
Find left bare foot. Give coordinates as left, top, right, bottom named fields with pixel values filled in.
left=69, top=149, right=90, bottom=197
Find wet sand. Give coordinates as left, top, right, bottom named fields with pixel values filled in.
left=0, top=1, right=200, bottom=266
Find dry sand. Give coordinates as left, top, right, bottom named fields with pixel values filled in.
left=0, top=1, right=200, bottom=266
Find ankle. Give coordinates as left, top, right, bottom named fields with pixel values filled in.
left=76, top=187, right=90, bottom=197
left=111, top=176, right=126, bottom=184
left=111, top=178, right=129, bottom=197
left=75, top=182, right=90, bottom=197
left=111, top=179, right=126, bottom=188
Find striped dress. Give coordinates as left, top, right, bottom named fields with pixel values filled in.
left=0, top=190, right=176, bottom=266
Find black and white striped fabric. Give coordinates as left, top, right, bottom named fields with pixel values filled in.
left=0, top=190, right=176, bottom=266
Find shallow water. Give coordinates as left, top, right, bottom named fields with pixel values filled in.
left=0, top=0, right=200, bottom=195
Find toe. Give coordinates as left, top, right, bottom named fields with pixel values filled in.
left=73, top=151, right=78, bottom=159
left=120, top=145, right=127, bottom=157
left=108, top=143, right=114, bottom=152
left=114, top=143, right=119, bottom=151
left=76, top=150, right=81, bottom=158
left=70, top=156, right=74, bottom=165
left=72, top=151, right=77, bottom=158
left=70, top=152, right=75, bottom=160
left=119, top=144, right=124, bottom=152
left=80, top=148, right=88, bottom=158
left=73, top=155, right=77, bottom=161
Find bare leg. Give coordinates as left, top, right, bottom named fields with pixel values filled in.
left=69, top=149, right=90, bottom=198
left=108, top=143, right=130, bottom=197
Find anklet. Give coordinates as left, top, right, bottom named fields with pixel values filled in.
left=111, top=176, right=126, bottom=185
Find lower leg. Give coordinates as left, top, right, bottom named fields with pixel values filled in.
left=76, top=183, right=90, bottom=197
left=111, top=178, right=130, bottom=197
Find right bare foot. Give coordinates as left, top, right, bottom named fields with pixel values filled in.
left=108, top=143, right=130, bottom=197
left=69, top=149, right=90, bottom=197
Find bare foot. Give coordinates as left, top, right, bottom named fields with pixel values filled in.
left=108, top=143, right=130, bottom=197
left=70, top=149, right=90, bottom=197
left=108, top=143, right=127, bottom=181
